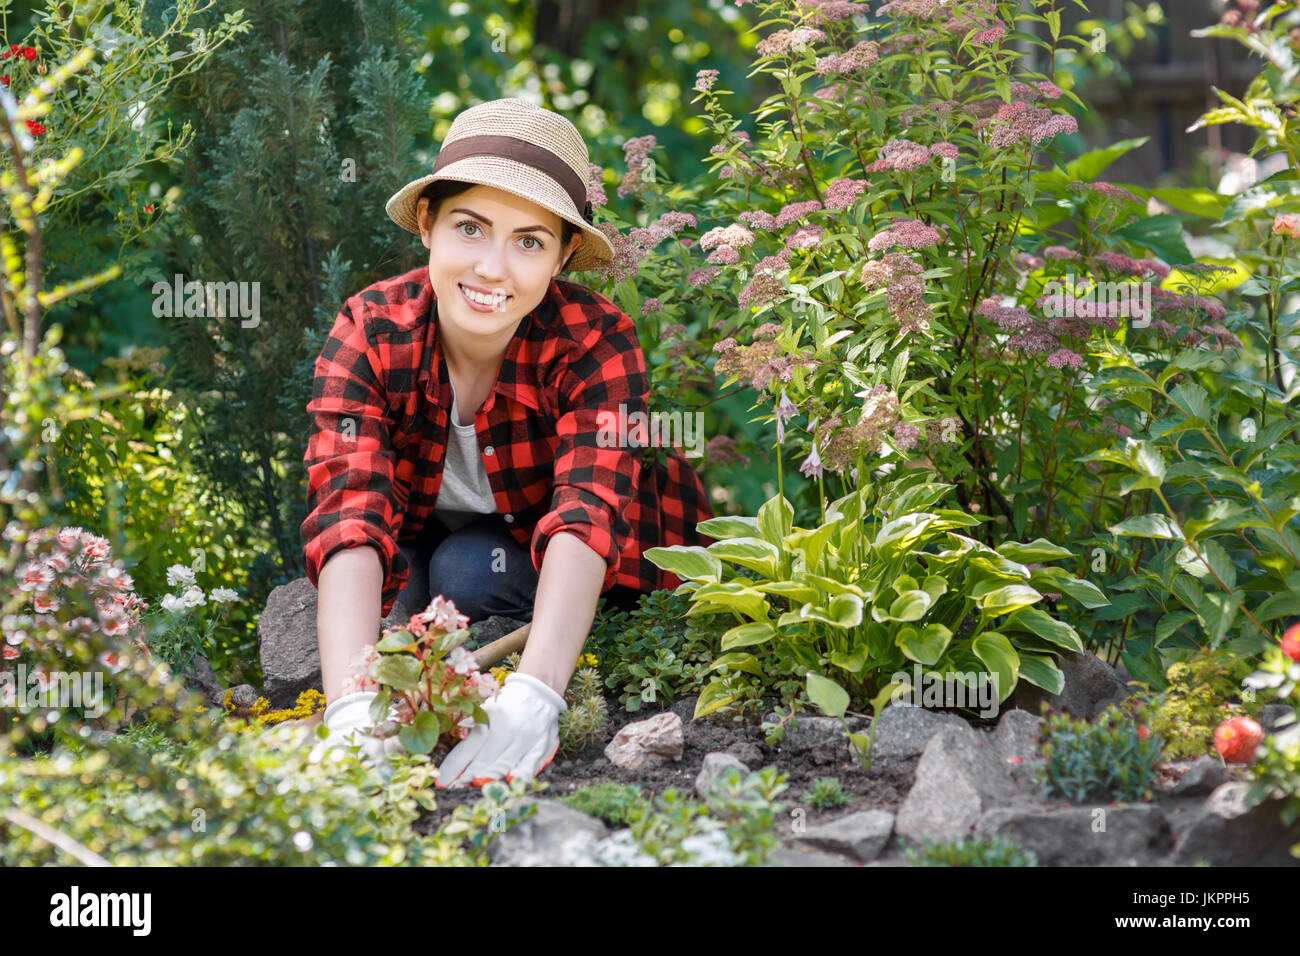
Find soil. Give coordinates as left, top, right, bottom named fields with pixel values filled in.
left=412, top=691, right=923, bottom=862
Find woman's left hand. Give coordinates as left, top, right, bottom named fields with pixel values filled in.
left=435, top=672, right=567, bottom=788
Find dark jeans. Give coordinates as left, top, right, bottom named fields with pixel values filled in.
left=393, top=513, right=645, bottom=624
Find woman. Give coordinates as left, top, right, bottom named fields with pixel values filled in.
left=299, top=98, right=714, bottom=787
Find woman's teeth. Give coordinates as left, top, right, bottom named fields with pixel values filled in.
left=460, top=284, right=510, bottom=308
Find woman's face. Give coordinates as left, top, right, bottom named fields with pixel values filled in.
left=417, top=184, right=583, bottom=351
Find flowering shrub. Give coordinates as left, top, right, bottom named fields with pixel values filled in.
left=1242, top=630, right=1300, bottom=854
left=353, top=596, right=501, bottom=756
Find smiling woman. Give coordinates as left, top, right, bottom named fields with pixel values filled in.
left=299, top=98, right=714, bottom=787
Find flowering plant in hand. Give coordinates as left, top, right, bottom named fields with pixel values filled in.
left=346, top=596, right=501, bottom=756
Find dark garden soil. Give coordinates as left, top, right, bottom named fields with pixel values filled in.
left=415, top=691, right=920, bottom=859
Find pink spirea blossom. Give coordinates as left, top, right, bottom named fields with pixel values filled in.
left=738, top=210, right=778, bottom=232
left=641, top=298, right=663, bottom=315
left=815, top=39, right=880, bottom=74
left=1072, top=180, right=1140, bottom=204
left=868, top=138, right=932, bottom=172
left=971, top=23, right=1005, bottom=43
left=695, top=69, right=720, bottom=93
left=1045, top=348, right=1085, bottom=369
left=706, top=434, right=750, bottom=468
left=868, top=218, right=942, bottom=252
left=688, top=267, right=720, bottom=288
left=1044, top=245, right=1079, bottom=260
left=786, top=225, right=824, bottom=250
left=774, top=200, right=824, bottom=228
left=824, top=177, right=868, bottom=210
left=929, top=142, right=959, bottom=161
left=699, top=223, right=756, bottom=251
left=707, top=244, right=740, bottom=264
left=756, top=27, right=827, bottom=59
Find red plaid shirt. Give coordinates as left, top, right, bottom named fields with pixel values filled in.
left=301, top=265, right=715, bottom=618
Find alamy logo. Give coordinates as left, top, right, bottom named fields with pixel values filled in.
left=49, top=886, right=151, bottom=936
left=1041, top=272, right=1151, bottom=327
left=889, top=664, right=1000, bottom=719
left=151, top=273, right=261, bottom=328
left=595, top=403, right=705, bottom=459
left=0, top=663, right=105, bottom=719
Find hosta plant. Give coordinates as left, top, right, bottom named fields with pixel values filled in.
left=647, top=469, right=1109, bottom=720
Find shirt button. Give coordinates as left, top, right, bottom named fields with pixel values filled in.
left=503, top=513, right=514, bottom=523
left=484, top=445, right=494, bottom=456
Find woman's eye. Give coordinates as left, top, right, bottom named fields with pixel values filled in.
left=520, top=236, right=542, bottom=251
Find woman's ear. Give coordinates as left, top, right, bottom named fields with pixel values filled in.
left=416, top=196, right=435, bottom=249
left=557, top=234, right=583, bottom=275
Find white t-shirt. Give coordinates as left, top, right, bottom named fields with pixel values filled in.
left=433, top=380, right=499, bottom=533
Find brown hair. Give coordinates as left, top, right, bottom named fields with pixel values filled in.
left=418, top=180, right=580, bottom=273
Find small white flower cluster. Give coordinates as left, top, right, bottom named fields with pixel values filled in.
left=159, top=564, right=239, bottom=614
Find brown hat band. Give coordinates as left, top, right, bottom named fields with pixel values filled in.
left=431, top=134, right=594, bottom=224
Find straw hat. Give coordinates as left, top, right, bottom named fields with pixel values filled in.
left=385, top=97, right=615, bottom=273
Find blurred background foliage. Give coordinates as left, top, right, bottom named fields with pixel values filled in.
left=0, top=0, right=1260, bottom=684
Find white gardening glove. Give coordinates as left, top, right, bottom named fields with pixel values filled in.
left=435, top=672, right=567, bottom=789
left=309, top=691, right=405, bottom=775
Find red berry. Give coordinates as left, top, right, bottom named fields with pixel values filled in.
left=1137, top=725, right=1149, bottom=740
left=1281, top=621, right=1300, bottom=663
left=21, top=47, right=36, bottom=61
left=1214, top=716, right=1264, bottom=764
left=24, top=120, right=44, bottom=136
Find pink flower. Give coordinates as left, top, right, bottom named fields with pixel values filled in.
left=1044, top=245, right=1078, bottom=260
left=1044, top=348, right=1084, bottom=369
left=971, top=23, right=1005, bottom=43
left=868, top=218, right=942, bottom=252
left=1273, top=213, right=1300, bottom=237
left=799, top=443, right=824, bottom=480
left=17, top=562, right=55, bottom=592
left=694, top=69, right=720, bottom=93
left=775, top=388, right=798, bottom=445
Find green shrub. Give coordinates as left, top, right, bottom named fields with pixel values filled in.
left=557, top=782, right=650, bottom=828
left=1142, top=648, right=1257, bottom=760
left=903, top=834, right=1038, bottom=867
left=1037, top=703, right=1162, bottom=803
left=588, top=588, right=721, bottom=712
left=557, top=666, right=609, bottom=755
left=801, top=776, right=848, bottom=810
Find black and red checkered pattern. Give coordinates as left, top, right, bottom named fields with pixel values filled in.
left=301, top=265, right=715, bottom=618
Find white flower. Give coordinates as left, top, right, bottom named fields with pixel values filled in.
left=448, top=645, right=476, bottom=676
left=181, top=586, right=206, bottom=608
left=166, top=564, right=196, bottom=589
left=209, top=587, right=239, bottom=604
left=160, top=593, right=186, bottom=614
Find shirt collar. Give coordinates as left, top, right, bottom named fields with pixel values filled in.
left=417, top=271, right=556, bottom=414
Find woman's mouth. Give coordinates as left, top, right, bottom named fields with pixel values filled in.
left=459, top=283, right=512, bottom=313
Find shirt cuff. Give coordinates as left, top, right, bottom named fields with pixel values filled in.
left=303, top=519, right=407, bottom=618
left=531, top=501, right=621, bottom=593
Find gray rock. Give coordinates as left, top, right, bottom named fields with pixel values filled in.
left=797, top=810, right=895, bottom=862
left=895, top=725, right=1018, bottom=843
left=184, top=652, right=225, bottom=707
left=696, top=751, right=749, bottom=799
left=487, top=800, right=609, bottom=867
left=973, top=804, right=1171, bottom=866
left=258, top=576, right=410, bottom=707
left=1011, top=650, right=1136, bottom=720
left=1260, top=703, right=1295, bottom=733
left=771, top=845, right=860, bottom=867
left=870, top=702, right=969, bottom=760
left=776, top=715, right=866, bottom=764
left=993, top=708, right=1045, bottom=792
left=227, top=684, right=260, bottom=713
left=1171, top=756, right=1230, bottom=797
left=725, top=740, right=765, bottom=766
left=670, top=695, right=699, bottom=723
left=1171, top=782, right=1300, bottom=866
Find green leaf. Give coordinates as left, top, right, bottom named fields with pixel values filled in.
left=1064, top=137, right=1149, bottom=182
left=694, top=681, right=737, bottom=718
left=757, top=495, right=795, bottom=551
left=972, top=631, right=1019, bottom=702
left=1175, top=540, right=1237, bottom=591
left=371, top=654, right=422, bottom=691
left=802, top=593, right=865, bottom=628
left=887, top=589, right=933, bottom=622
left=1149, top=187, right=1229, bottom=220
left=784, top=520, right=838, bottom=571
left=1016, top=652, right=1065, bottom=694
left=706, top=537, right=781, bottom=578
left=829, top=648, right=868, bottom=675
left=1155, top=610, right=1196, bottom=643
left=978, top=584, right=1043, bottom=616
left=1028, top=566, right=1111, bottom=608
left=398, top=711, right=441, bottom=755
left=1007, top=607, right=1085, bottom=652
left=375, top=631, right=416, bottom=653
left=690, top=581, right=772, bottom=622
left=708, top=652, right=764, bottom=676
left=806, top=671, right=850, bottom=719
left=696, top=515, right=761, bottom=539
left=1112, top=214, right=1193, bottom=264
left=896, top=622, right=952, bottom=665
left=1109, top=514, right=1184, bottom=540
left=995, top=538, right=1075, bottom=562
left=644, top=546, right=723, bottom=583
left=720, top=620, right=777, bottom=651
